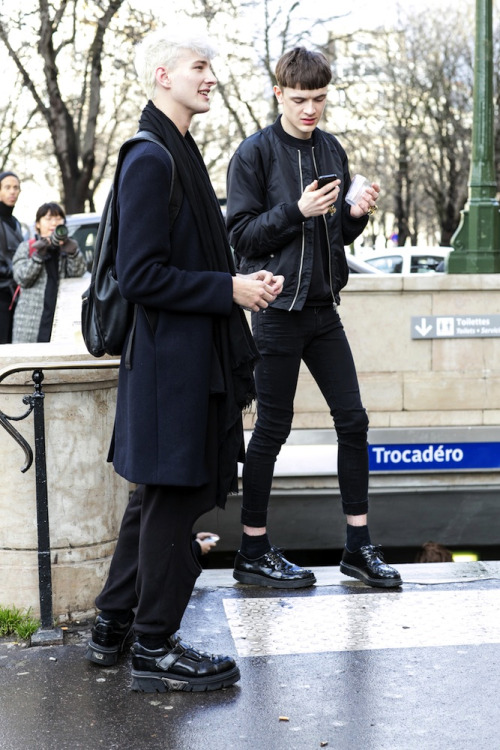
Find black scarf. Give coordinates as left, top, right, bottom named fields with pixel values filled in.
left=138, top=101, right=258, bottom=505
left=38, top=246, right=60, bottom=342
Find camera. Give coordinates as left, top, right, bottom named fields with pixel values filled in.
left=50, top=224, right=69, bottom=247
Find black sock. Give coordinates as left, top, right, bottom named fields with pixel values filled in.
left=346, top=524, right=371, bottom=552
left=240, top=532, right=271, bottom=559
left=137, top=635, right=166, bottom=651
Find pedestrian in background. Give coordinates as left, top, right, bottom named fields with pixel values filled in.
left=12, top=201, right=86, bottom=343
left=0, top=170, right=23, bottom=343
left=415, top=541, right=453, bottom=563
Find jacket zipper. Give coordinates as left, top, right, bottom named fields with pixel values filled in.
left=312, top=148, right=335, bottom=301
left=288, top=150, right=306, bottom=311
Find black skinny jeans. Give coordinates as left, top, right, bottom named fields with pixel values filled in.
left=242, top=305, right=369, bottom=528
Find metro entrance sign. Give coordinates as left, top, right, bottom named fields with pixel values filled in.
left=411, top=314, right=500, bottom=339
left=369, top=442, right=500, bottom=472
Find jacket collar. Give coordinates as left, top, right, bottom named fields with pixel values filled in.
left=271, top=116, right=317, bottom=151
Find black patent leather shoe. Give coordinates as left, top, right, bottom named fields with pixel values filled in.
left=85, top=614, right=134, bottom=666
left=130, top=635, right=240, bottom=693
left=233, top=546, right=316, bottom=589
left=340, top=545, right=403, bottom=588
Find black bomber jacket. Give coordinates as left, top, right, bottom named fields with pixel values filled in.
left=226, top=117, right=368, bottom=310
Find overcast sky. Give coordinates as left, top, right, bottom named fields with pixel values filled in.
left=141, top=0, right=471, bottom=36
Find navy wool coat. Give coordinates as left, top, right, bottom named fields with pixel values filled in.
left=110, top=141, right=234, bottom=487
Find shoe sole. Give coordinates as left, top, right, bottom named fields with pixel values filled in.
left=340, top=562, right=403, bottom=589
left=233, top=569, right=316, bottom=589
left=85, top=643, right=121, bottom=666
left=85, top=626, right=134, bottom=666
left=130, top=665, right=241, bottom=693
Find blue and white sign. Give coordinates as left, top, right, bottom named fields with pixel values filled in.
left=369, top=442, right=500, bottom=472
left=411, top=314, right=500, bottom=339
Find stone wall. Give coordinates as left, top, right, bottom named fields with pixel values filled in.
left=242, top=273, right=500, bottom=431
left=0, top=343, right=128, bottom=620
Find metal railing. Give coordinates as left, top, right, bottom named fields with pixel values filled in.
left=0, top=359, right=120, bottom=644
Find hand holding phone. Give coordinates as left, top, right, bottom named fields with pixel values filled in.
left=317, top=173, right=338, bottom=189
left=298, top=174, right=340, bottom=217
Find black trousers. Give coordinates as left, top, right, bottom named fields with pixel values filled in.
left=96, top=407, right=218, bottom=640
left=242, top=305, right=369, bottom=527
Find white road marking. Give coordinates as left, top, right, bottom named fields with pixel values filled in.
left=224, top=589, right=500, bottom=656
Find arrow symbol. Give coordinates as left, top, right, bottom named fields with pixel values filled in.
left=415, top=317, right=433, bottom=336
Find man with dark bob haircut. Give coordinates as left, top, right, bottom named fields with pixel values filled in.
left=226, top=46, right=402, bottom=590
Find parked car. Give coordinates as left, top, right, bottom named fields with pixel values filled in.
left=65, top=212, right=101, bottom=272
left=362, top=247, right=451, bottom=274
left=346, top=254, right=385, bottom=274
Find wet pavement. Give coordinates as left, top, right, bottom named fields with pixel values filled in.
left=1, top=562, right=500, bottom=750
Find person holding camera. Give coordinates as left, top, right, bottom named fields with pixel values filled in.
left=226, top=47, right=402, bottom=589
left=11, top=201, right=86, bottom=342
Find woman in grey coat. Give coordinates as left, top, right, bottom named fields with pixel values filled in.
left=12, top=201, right=86, bottom=342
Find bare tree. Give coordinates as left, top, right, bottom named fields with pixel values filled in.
left=331, top=6, right=475, bottom=248
left=186, top=0, right=345, bottom=194
left=411, top=11, right=474, bottom=245
left=0, top=75, right=39, bottom=173
left=0, top=0, right=489, bottom=246
left=0, top=0, right=154, bottom=212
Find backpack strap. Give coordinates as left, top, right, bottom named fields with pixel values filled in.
left=8, top=284, right=21, bottom=310
left=115, top=131, right=183, bottom=368
left=132, top=130, right=183, bottom=227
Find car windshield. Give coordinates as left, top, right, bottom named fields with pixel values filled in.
left=410, top=255, right=444, bottom=273
left=365, top=249, right=447, bottom=274
left=368, top=255, right=403, bottom=273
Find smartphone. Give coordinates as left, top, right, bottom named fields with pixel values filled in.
left=317, top=173, right=338, bottom=189
left=203, top=534, right=220, bottom=544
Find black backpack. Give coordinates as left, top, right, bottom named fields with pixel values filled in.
left=81, top=131, right=182, bottom=368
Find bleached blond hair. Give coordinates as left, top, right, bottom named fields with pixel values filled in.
left=134, top=26, right=217, bottom=100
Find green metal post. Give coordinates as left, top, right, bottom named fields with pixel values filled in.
left=447, top=0, right=500, bottom=273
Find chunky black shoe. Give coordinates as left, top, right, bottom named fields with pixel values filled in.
left=85, top=614, right=134, bottom=666
left=130, top=635, right=240, bottom=693
left=340, top=545, right=403, bottom=588
left=233, top=546, right=316, bottom=589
